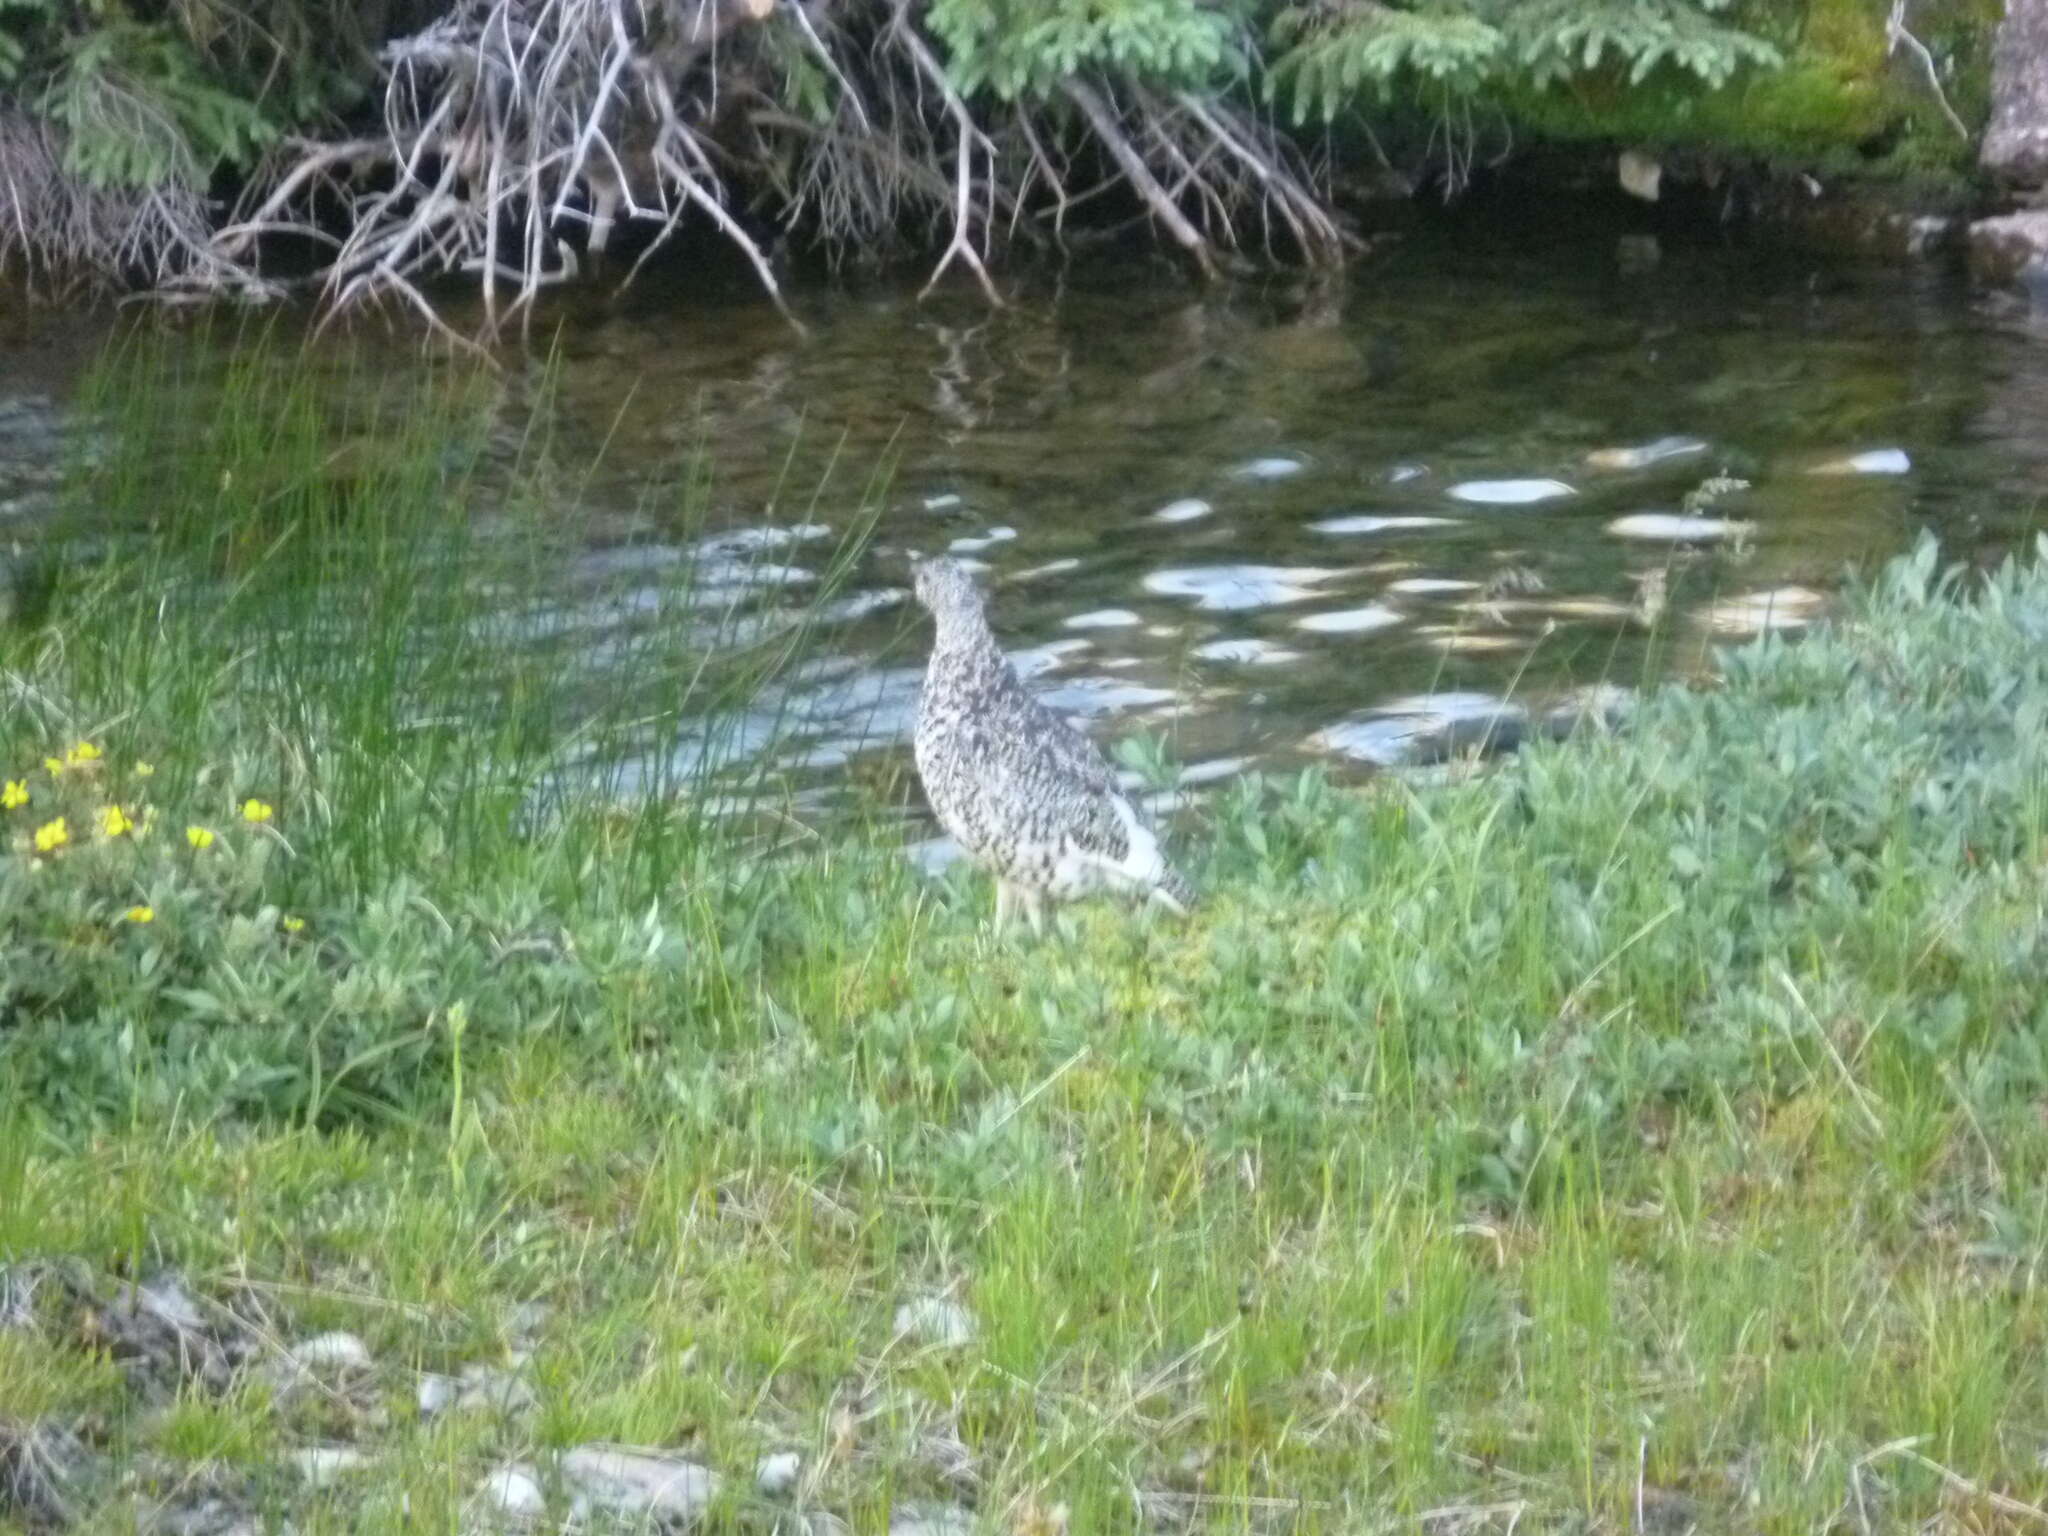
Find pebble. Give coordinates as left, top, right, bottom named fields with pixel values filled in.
left=894, top=1295, right=977, bottom=1348
left=1606, top=513, right=1753, bottom=543
left=290, top=1445, right=372, bottom=1486
left=1149, top=498, right=1213, bottom=524
left=561, top=1446, right=720, bottom=1521
left=478, top=1464, right=547, bottom=1518
left=1446, top=478, right=1576, bottom=505
left=755, top=1450, right=802, bottom=1496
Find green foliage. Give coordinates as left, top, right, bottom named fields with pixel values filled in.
left=38, top=20, right=276, bottom=187
left=928, top=0, right=1244, bottom=100
left=1, top=0, right=376, bottom=192
left=1268, top=0, right=1782, bottom=126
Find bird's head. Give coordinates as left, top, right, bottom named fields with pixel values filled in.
left=911, top=556, right=986, bottom=627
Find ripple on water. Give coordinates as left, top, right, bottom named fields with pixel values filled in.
left=1192, top=638, right=1301, bottom=665
left=1312, top=693, right=1527, bottom=766
left=1809, top=448, right=1911, bottom=476
left=1142, top=564, right=1348, bottom=611
left=1584, top=436, right=1708, bottom=471
left=1387, top=576, right=1479, bottom=595
left=1150, top=498, right=1213, bottom=524
left=697, top=524, right=832, bottom=556
left=1310, top=514, right=1460, bottom=536
left=1296, top=603, right=1404, bottom=635
left=1698, top=586, right=1826, bottom=635
left=949, top=526, right=1017, bottom=553
left=1606, top=513, right=1754, bottom=543
left=1231, top=456, right=1307, bottom=481
left=1008, top=639, right=1091, bottom=678
left=1064, top=608, right=1142, bottom=629
left=1447, top=478, right=1577, bottom=506
left=1037, top=677, right=1177, bottom=716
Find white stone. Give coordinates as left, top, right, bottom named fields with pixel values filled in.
left=561, top=1446, right=720, bottom=1521
left=479, top=1464, right=547, bottom=1518
left=755, top=1451, right=802, bottom=1496
left=291, top=1446, right=372, bottom=1486
left=894, top=1295, right=977, bottom=1348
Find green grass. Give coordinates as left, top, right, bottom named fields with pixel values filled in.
left=6, top=343, right=2048, bottom=1531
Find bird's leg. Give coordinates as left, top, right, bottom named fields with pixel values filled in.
left=1023, top=887, right=1049, bottom=938
left=993, top=879, right=1014, bottom=932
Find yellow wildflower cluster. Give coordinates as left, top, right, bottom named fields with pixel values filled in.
left=2, top=740, right=289, bottom=932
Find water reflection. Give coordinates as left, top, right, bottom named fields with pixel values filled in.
left=6, top=219, right=2045, bottom=817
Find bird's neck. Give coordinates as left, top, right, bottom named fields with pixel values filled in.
left=931, top=605, right=999, bottom=662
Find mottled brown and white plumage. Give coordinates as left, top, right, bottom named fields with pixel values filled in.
left=911, top=557, right=1195, bottom=931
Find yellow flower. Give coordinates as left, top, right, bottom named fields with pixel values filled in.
left=44, top=757, right=63, bottom=776
left=185, top=825, right=215, bottom=851
left=1, top=780, right=26, bottom=810
left=281, top=915, right=306, bottom=934
left=33, top=817, right=68, bottom=852
left=133, top=761, right=155, bottom=778
left=65, top=741, right=101, bottom=767
left=241, top=799, right=274, bottom=824
left=124, top=905, right=155, bottom=924
left=98, top=805, right=134, bottom=839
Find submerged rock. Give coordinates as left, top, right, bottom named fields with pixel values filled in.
left=1970, top=210, right=2048, bottom=289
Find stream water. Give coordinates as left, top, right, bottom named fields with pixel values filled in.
left=5, top=210, right=2048, bottom=813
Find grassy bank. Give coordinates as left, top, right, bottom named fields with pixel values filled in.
left=8, top=357, right=2048, bottom=1531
